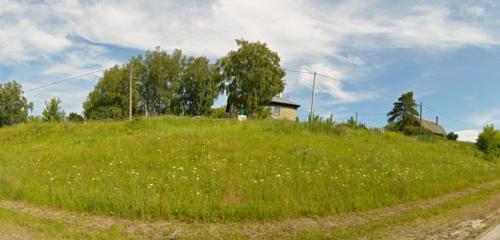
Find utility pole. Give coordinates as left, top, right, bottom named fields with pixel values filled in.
left=309, top=72, right=317, bottom=121
left=419, top=102, right=423, bottom=125
left=129, top=67, right=133, bottom=121
left=355, top=112, right=358, bottom=126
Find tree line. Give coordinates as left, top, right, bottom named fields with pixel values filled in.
left=0, top=39, right=285, bottom=126
left=83, top=39, right=284, bottom=120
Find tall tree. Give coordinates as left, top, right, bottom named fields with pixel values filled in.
left=177, top=56, right=222, bottom=116
left=83, top=64, right=139, bottom=120
left=0, top=81, right=33, bottom=127
left=42, top=98, right=65, bottom=122
left=387, top=91, right=419, bottom=131
left=141, top=48, right=185, bottom=116
left=218, top=39, right=285, bottom=116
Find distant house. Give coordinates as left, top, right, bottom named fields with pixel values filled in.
left=267, top=96, right=300, bottom=121
left=419, top=117, right=446, bottom=135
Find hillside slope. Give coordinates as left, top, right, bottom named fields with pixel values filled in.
left=0, top=117, right=498, bottom=222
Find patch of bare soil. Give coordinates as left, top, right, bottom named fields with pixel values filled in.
left=0, top=225, right=36, bottom=240
left=0, top=180, right=499, bottom=239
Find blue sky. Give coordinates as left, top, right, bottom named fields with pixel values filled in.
left=1, top=0, right=500, bottom=141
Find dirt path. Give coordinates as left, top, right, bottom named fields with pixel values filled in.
left=0, top=180, right=499, bottom=239
left=380, top=190, right=500, bottom=240
left=478, top=223, right=500, bottom=240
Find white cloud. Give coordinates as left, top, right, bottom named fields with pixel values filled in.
left=467, top=6, right=485, bottom=17
left=0, top=0, right=73, bottom=63
left=456, top=129, right=481, bottom=142
left=469, top=108, right=500, bottom=126
left=42, top=44, right=120, bottom=80
left=297, top=63, right=375, bottom=104
left=3, top=1, right=498, bottom=63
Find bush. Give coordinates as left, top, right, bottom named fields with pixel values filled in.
left=210, top=107, right=227, bottom=119
left=476, top=125, right=500, bottom=159
left=67, top=112, right=84, bottom=122
left=250, top=106, right=271, bottom=119
left=447, top=132, right=459, bottom=141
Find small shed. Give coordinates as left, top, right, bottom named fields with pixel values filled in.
left=419, top=118, right=446, bottom=135
left=267, top=97, right=301, bottom=121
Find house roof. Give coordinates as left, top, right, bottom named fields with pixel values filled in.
left=420, top=119, right=446, bottom=135
left=270, top=97, right=301, bottom=108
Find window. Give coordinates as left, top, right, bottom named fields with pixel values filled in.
left=273, top=106, right=281, bottom=116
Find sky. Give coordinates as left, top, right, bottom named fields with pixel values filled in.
left=1, top=0, right=499, bottom=141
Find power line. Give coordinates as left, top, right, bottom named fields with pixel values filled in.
left=423, top=105, right=477, bottom=128
left=285, top=69, right=399, bottom=100
left=284, top=69, right=477, bottom=128
left=24, top=67, right=110, bottom=93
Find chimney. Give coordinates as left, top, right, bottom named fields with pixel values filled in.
left=435, top=116, right=439, bottom=126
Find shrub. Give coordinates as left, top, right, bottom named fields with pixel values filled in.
left=210, top=107, right=227, bottom=119
left=476, top=125, right=500, bottom=159
left=447, top=132, right=459, bottom=141
left=67, top=112, right=84, bottom=122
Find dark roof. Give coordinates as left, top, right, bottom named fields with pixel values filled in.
left=420, top=119, right=446, bottom=135
left=270, top=97, right=301, bottom=108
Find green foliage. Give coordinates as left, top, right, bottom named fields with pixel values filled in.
left=250, top=106, right=271, bottom=119
left=476, top=125, right=500, bottom=159
left=67, top=112, right=84, bottom=122
left=84, top=49, right=221, bottom=119
left=387, top=92, right=419, bottom=132
left=308, top=114, right=334, bottom=124
left=0, top=81, right=33, bottom=127
left=218, top=39, right=285, bottom=117
left=447, top=132, right=459, bottom=141
left=83, top=65, right=137, bottom=120
left=177, top=56, right=223, bottom=116
left=210, top=106, right=227, bottom=119
left=140, top=48, right=184, bottom=115
left=0, top=117, right=497, bottom=221
left=42, top=98, right=65, bottom=122
left=339, top=116, right=367, bottom=129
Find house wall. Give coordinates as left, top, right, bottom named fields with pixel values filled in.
left=267, top=105, right=298, bottom=121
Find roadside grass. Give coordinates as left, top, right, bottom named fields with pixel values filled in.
left=0, top=116, right=498, bottom=221
left=0, top=207, right=130, bottom=239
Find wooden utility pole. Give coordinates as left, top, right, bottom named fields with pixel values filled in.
left=309, top=72, right=317, bottom=121
left=419, top=102, right=423, bottom=125
left=129, top=67, right=133, bottom=121
left=355, top=112, right=358, bottom=126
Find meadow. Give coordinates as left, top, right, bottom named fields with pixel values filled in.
left=0, top=117, right=498, bottom=222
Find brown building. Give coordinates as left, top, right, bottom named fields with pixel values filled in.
left=267, top=97, right=301, bottom=121
left=419, top=118, right=446, bottom=135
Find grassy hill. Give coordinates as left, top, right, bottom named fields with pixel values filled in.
left=0, top=117, right=498, bottom=222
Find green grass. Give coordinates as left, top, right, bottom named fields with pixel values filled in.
left=0, top=117, right=498, bottom=221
